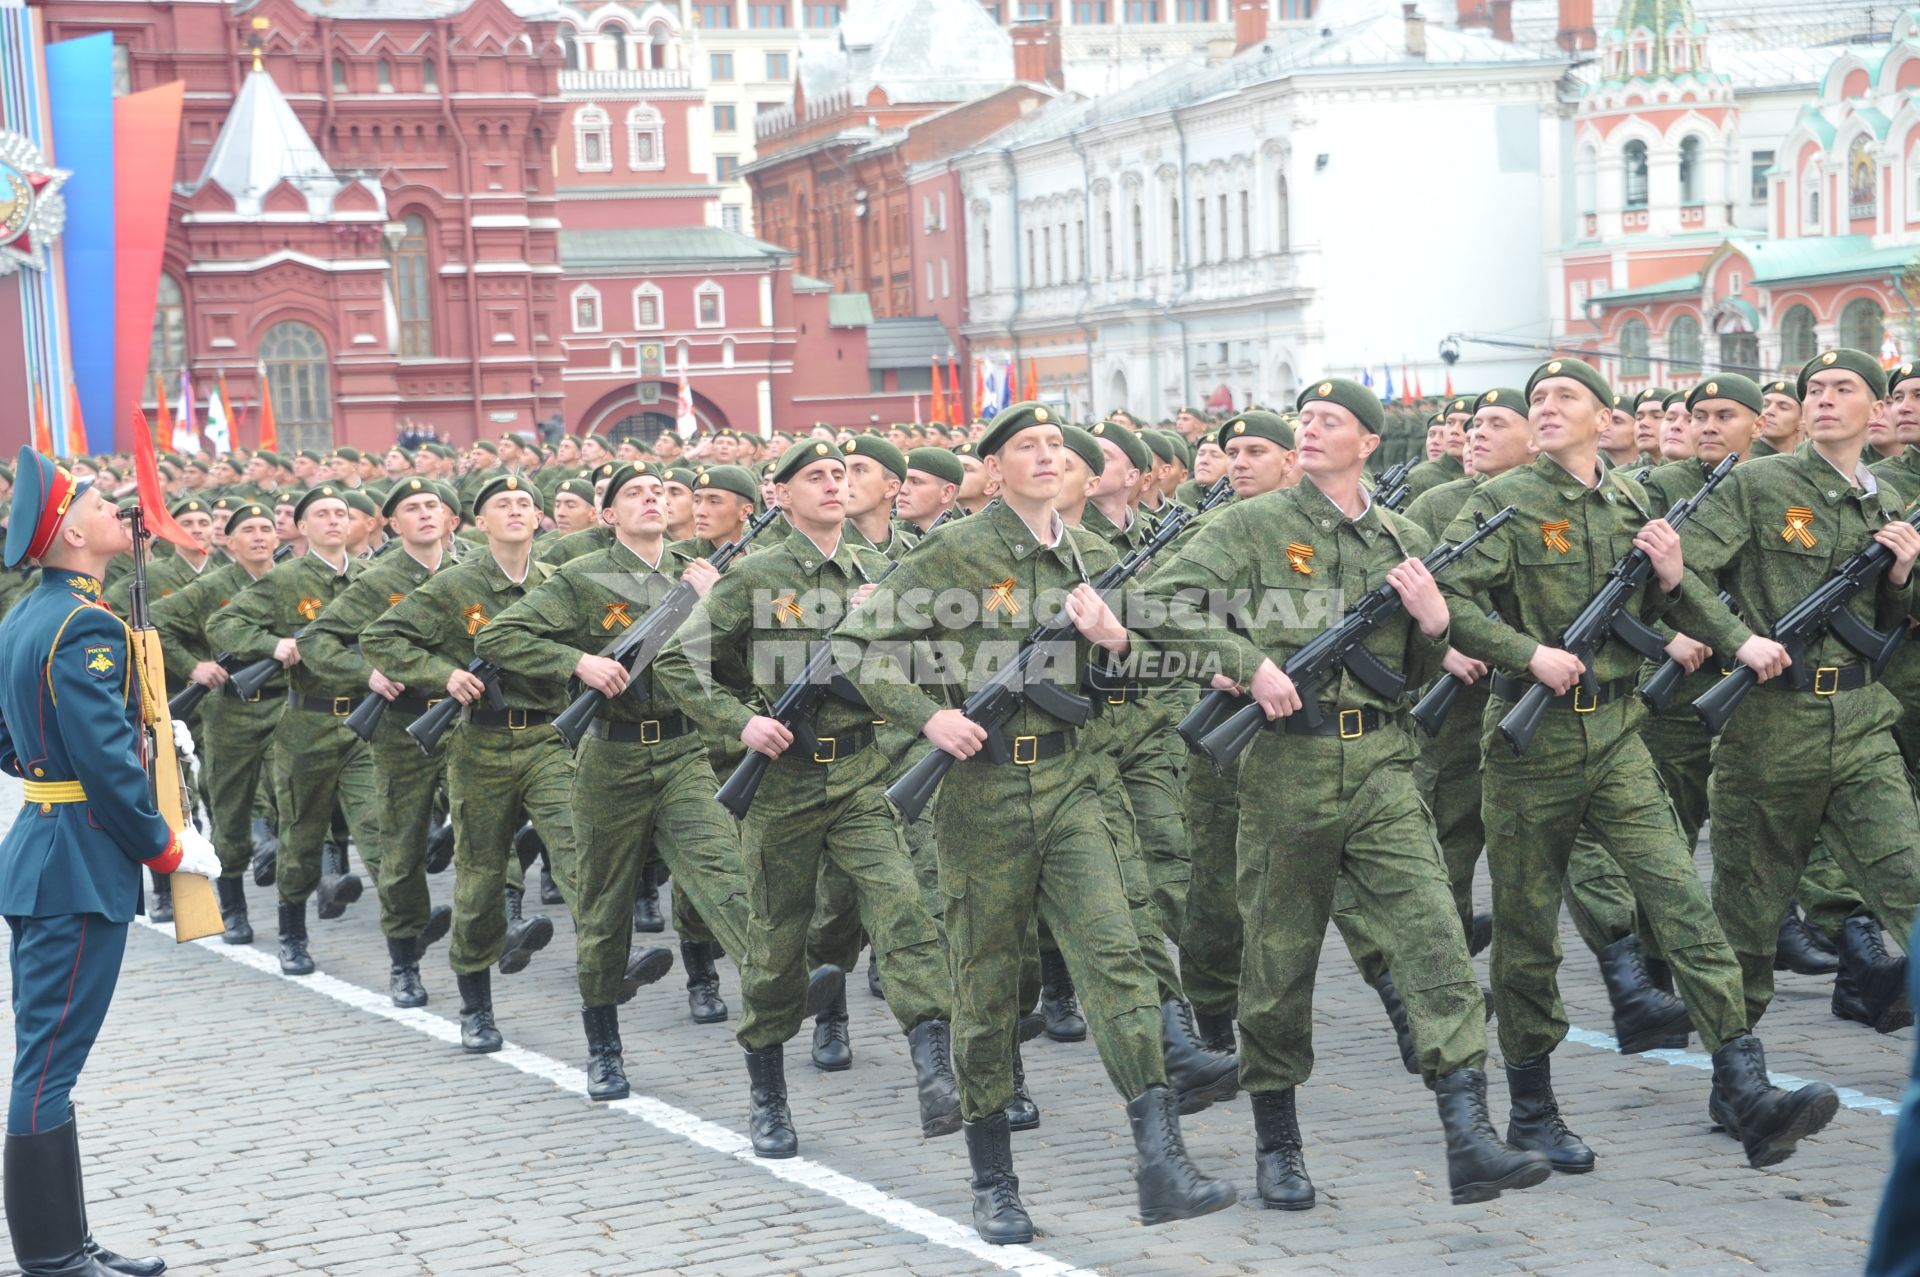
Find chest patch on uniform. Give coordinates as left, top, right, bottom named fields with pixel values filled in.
left=1285, top=543, right=1315, bottom=575
left=601, top=602, right=633, bottom=631
left=83, top=645, right=114, bottom=678
left=388, top=593, right=406, bottom=607
left=463, top=603, right=490, bottom=634
left=1782, top=506, right=1817, bottom=548
left=985, top=578, right=1020, bottom=617
left=296, top=596, right=324, bottom=621
left=771, top=593, right=803, bottom=625
left=1541, top=519, right=1572, bottom=554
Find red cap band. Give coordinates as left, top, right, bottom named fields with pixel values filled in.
left=24, top=466, right=75, bottom=561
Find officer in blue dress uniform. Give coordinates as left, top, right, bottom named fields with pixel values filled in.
left=0, top=448, right=221, bottom=1277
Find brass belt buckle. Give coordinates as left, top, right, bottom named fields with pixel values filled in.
left=507, top=708, right=530, bottom=730
left=1012, top=734, right=1039, bottom=765
left=813, top=736, right=838, bottom=764
left=332, top=696, right=353, bottom=716
left=1572, top=683, right=1599, bottom=713
left=1814, top=666, right=1841, bottom=696
left=1338, top=708, right=1365, bottom=739
left=1107, top=692, right=1127, bottom=706
left=639, top=718, right=662, bottom=745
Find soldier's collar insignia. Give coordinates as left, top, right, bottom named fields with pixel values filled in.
left=64, top=574, right=101, bottom=595
left=296, top=596, right=324, bottom=621
left=84, top=645, right=114, bottom=678
left=984, top=577, right=1020, bottom=617
left=1541, top=519, right=1572, bottom=554
left=463, top=602, right=490, bottom=634
left=601, top=601, right=633, bottom=631
left=1782, top=506, right=1817, bottom=548
left=1285, top=542, right=1314, bottom=575
left=771, top=592, right=803, bottom=625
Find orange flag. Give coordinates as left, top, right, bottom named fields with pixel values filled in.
left=948, top=356, right=963, bottom=425
left=256, top=369, right=278, bottom=451
left=153, top=373, right=173, bottom=454
left=65, top=379, right=85, bottom=459
left=1023, top=358, right=1037, bottom=403
left=929, top=359, right=946, bottom=426
left=130, top=408, right=200, bottom=552
left=31, top=388, right=51, bottom=455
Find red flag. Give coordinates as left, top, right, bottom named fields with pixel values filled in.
left=929, top=358, right=946, bottom=426
left=1444, top=370, right=1454, bottom=398
left=1413, top=370, right=1424, bottom=401
left=31, top=389, right=52, bottom=455
left=975, top=360, right=985, bottom=421
left=130, top=408, right=199, bottom=552
left=65, top=379, right=85, bottom=459
left=1401, top=366, right=1413, bottom=406
left=948, top=356, right=963, bottom=425
left=256, top=369, right=279, bottom=451
left=153, top=373, right=173, bottom=454
left=1023, top=358, right=1037, bottom=404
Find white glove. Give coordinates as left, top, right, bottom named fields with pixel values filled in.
left=172, top=827, right=222, bottom=879
left=172, top=717, right=197, bottom=762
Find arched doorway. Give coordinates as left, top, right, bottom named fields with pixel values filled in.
left=1106, top=367, right=1130, bottom=417
left=261, top=320, right=332, bottom=452
left=582, top=380, right=730, bottom=439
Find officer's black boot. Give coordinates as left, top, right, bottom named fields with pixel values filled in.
left=617, top=944, right=674, bottom=1005
left=249, top=817, right=278, bottom=887
left=1006, top=1043, right=1040, bottom=1131
left=420, top=903, right=452, bottom=951
left=1775, top=906, right=1840, bottom=976
left=810, top=982, right=852, bottom=1071
left=1038, top=949, right=1086, bottom=1042
left=456, top=970, right=503, bottom=1054
left=683, top=941, right=728, bottom=1023
left=424, top=817, right=454, bottom=874
left=147, top=872, right=172, bottom=925
left=1597, top=935, right=1694, bottom=1053
left=1127, top=1085, right=1238, bottom=1225
left=1192, top=1008, right=1236, bottom=1054
left=1832, top=959, right=1873, bottom=1026
left=539, top=860, right=563, bottom=906
left=71, top=1114, right=164, bottom=1275
left=1161, top=1000, right=1239, bottom=1114
left=744, top=1044, right=798, bottom=1158
left=499, top=885, right=554, bottom=976
left=314, top=841, right=363, bottom=921
left=1468, top=911, right=1494, bottom=957
left=907, top=1019, right=963, bottom=1138
left=5, top=1119, right=119, bottom=1277
left=276, top=901, right=314, bottom=976
left=582, top=1005, right=629, bottom=1101
left=964, top=1112, right=1033, bottom=1245
left=1837, top=915, right=1912, bottom=1033
left=386, top=936, right=427, bottom=1009
left=1372, top=971, right=1420, bottom=1074
left=1709, top=1034, right=1839, bottom=1168
left=1250, top=1089, right=1314, bottom=1210
left=632, top=863, right=665, bottom=933
left=805, top=963, right=845, bottom=1018
left=1434, top=1068, right=1552, bottom=1204
left=1641, top=954, right=1689, bottom=1049
left=867, top=946, right=885, bottom=1000
left=1503, top=1055, right=1594, bottom=1173
left=215, top=877, right=252, bottom=946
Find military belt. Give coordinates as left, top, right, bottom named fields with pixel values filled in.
left=1762, top=662, right=1872, bottom=696
left=1488, top=673, right=1635, bottom=712
left=466, top=706, right=557, bottom=731
left=288, top=691, right=362, bottom=717
left=971, top=729, right=1073, bottom=766
left=1277, top=706, right=1386, bottom=739
left=795, top=723, right=876, bottom=764
left=387, top=693, right=444, bottom=718
left=589, top=713, right=694, bottom=745
left=1088, top=683, right=1147, bottom=713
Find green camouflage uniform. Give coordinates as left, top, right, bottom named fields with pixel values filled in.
left=361, top=550, right=577, bottom=975
left=1439, top=453, right=1750, bottom=1061
left=534, top=524, right=612, bottom=567
left=1401, top=453, right=1465, bottom=505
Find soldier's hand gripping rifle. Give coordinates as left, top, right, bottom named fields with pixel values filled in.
left=1634, top=591, right=1734, bottom=714
left=345, top=674, right=390, bottom=741
left=167, top=651, right=247, bottom=718
left=714, top=562, right=902, bottom=819
left=227, top=625, right=312, bottom=701
left=551, top=504, right=784, bottom=750
left=1408, top=611, right=1497, bottom=737
left=1496, top=453, right=1736, bottom=756
left=403, top=657, right=509, bottom=754
left=1692, top=506, right=1920, bottom=734
left=886, top=476, right=1230, bottom=823
left=1194, top=506, right=1517, bottom=773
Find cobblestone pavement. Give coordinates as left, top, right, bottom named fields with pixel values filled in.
left=0, top=769, right=1905, bottom=1277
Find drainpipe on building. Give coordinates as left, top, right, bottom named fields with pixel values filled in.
left=436, top=20, right=486, bottom=441
left=1167, top=103, right=1194, bottom=415
left=1002, top=145, right=1024, bottom=398
left=1069, top=126, right=1095, bottom=420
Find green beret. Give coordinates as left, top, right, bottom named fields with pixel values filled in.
left=254, top=450, right=283, bottom=468
left=381, top=477, right=438, bottom=519
left=1798, top=347, right=1889, bottom=400
left=694, top=465, right=760, bottom=503
left=332, top=446, right=363, bottom=463
left=1761, top=378, right=1800, bottom=403
left=772, top=438, right=845, bottom=485
left=1471, top=388, right=1526, bottom=418
left=169, top=497, right=211, bottom=520
left=470, top=472, right=537, bottom=519
left=1610, top=392, right=1627, bottom=411
left=602, top=462, right=658, bottom=509
left=661, top=465, right=700, bottom=489
left=1216, top=410, right=1295, bottom=451
left=1179, top=405, right=1210, bottom=421
left=297, top=449, right=326, bottom=463
left=1164, top=432, right=1194, bottom=468
left=472, top=440, right=499, bottom=456
left=429, top=480, right=461, bottom=513
left=1058, top=425, right=1107, bottom=477
left=1425, top=411, right=1447, bottom=428
left=1296, top=376, right=1385, bottom=434
left=187, top=458, right=211, bottom=474
left=1139, top=429, right=1177, bottom=464
left=976, top=401, right=1064, bottom=459
left=1443, top=395, right=1475, bottom=418
left=588, top=461, right=619, bottom=485
left=292, top=484, right=351, bottom=523
left=429, top=443, right=457, bottom=460
left=224, top=502, right=273, bottom=536
left=1661, top=389, right=1688, bottom=411
left=952, top=441, right=977, bottom=459
left=1686, top=373, right=1764, bottom=415
left=271, top=487, right=299, bottom=507
left=1891, top=362, right=1920, bottom=396
left=1633, top=388, right=1672, bottom=412
left=1087, top=418, right=1153, bottom=471
left=842, top=434, right=908, bottom=481
left=340, top=488, right=378, bottom=517
left=1525, top=358, right=1613, bottom=411
left=551, top=477, right=595, bottom=505
left=905, top=447, right=963, bottom=487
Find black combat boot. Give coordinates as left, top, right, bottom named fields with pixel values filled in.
left=617, top=945, right=673, bottom=1005
left=1192, top=1008, right=1236, bottom=1054
left=1832, top=960, right=1873, bottom=1027
left=1161, top=1000, right=1239, bottom=1114
left=683, top=941, right=728, bottom=1023
left=5, top=1118, right=121, bottom=1277
left=499, top=885, right=554, bottom=976
left=582, top=1005, right=629, bottom=1101
left=71, top=1114, right=165, bottom=1275
left=1709, top=1034, right=1839, bottom=1168
left=1837, top=915, right=1912, bottom=1033
left=1504, top=1055, right=1594, bottom=1173
left=964, top=1112, right=1033, bottom=1245
left=744, top=1044, right=798, bottom=1158
left=1038, top=949, right=1086, bottom=1042
left=456, top=970, right=503, bottom=1054
left=314, top=841, right=363, bottom=921
left=250, top=817, right=278, bottom=887
left=276, top=901, right=314, bottom=976
left=805, top=964, right=845, bottom=1018
left=867, top=946, right=885, bottom=1000
left=1250, top=1089, right=1314, bottom=1210
left=810, top=982, right=852, bottom=1071
left=632, top=863, right=664, bottom=933
left=1775, top=906, right=1839, bottom=976
left=1127, top=1085, right=1237, bottom=1225
left=1468, top=911, right=1494, bottom=957
left=1597, top=935, right=1693, bottom=1053
left=147, top=873, right=172, bottom=925
left=386, top=936, right=427, bottom=1009
left=420, top=903, right=452, bottom=951
left=907, top=1020, right=963, bottom=1138
left=1435, top=1068, right=1551, bottom=1204
left=1373, top=971, right=1419, bottom=1074
left=215, top=877, right=252, bottom=946
left=423, top=817, right=454, bottom=874
left=1006, top=1043, right=1039, bottom=1131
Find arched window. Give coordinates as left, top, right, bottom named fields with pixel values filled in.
left=422, top=58, right=438, bottom=92
left=1131, top=198, right=1144, bottom=277
left=633, top=283, right=664, bottom=329
left=376, top=58, right=393, bottom=91
left=387, top=213, right=433, bottom=358
left=695, top=281, right=724, bottom=327
left=1803, top=172, right=1821, bottom=234
left=1780, top=304, right=1818, bottom=367
left=1275, top=172, right=1290, bottom=251
left=331, top=58, right=348, bottom=92
left=148, top=273, right=186, bottom=398
left=561, top=29, right=581, bottom=69
left=1620, top=318, right=1650, bottom=377
left=1840, top=297, right=1885, bottom=354
left=648, top=23, right=672, bottom=69
left=1668, top=313, right=1702, bottom=373
left=1679, top=136, right=1700, bottom=204
left=1849, top=135, right=1877, bottom=220
left=1101, top=203, right=1113, bottom=277
left=261, top=321, right=332, bottom=452
left=572, top=285, right=602, bottom=333
left=627, top=104, right=665, bottom=171
left=606, top=21, right=631, bottom=70
left=574, top=104, right=611, bottom=172
left=1624, top=140, right=1649, bottom=208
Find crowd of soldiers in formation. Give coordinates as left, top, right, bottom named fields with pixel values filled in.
left=18, top=350, right=1920, bottom=1247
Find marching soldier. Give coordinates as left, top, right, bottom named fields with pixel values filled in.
left=895, top=448, right=962, bottom=535
left=1756, top=379, right=1804, bottom=458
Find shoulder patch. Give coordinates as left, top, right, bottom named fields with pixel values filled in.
left=83, top=644, right=115, bottom=679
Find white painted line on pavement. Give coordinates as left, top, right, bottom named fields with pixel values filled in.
left=1565, top=1025, right=1903, bottom=1116
left=134, top=918, right=1103, bottom=1277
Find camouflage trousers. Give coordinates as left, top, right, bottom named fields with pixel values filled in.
left=200, top=693, right=285, bottom=879
left=574, top=733, right=748, bottom=1008
left=273, top=702, right=387, bottom=908
left=1116, top=699, right=1191, bottom=944
left=1092, top=710, right=1185, bottom=1005
left=1177, top=755, right=1242, bottom=1020
left=366, top=709, right=447, bottom=940
left=444, top=722, right=577, bottom=976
